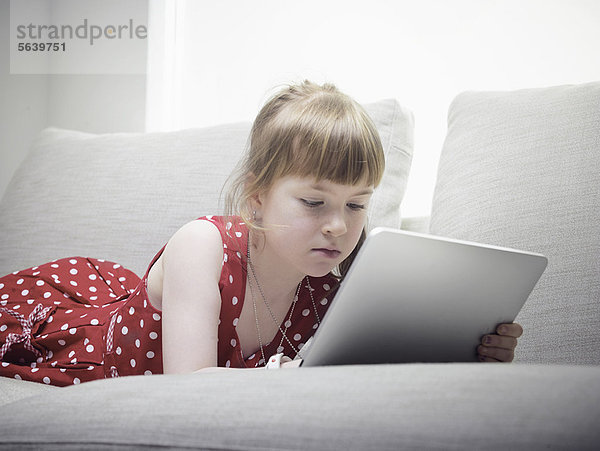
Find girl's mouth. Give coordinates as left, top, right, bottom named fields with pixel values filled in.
left=312, top=248, right=341, bottom=259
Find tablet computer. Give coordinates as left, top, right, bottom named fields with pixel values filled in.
left=300, top=227, right=547, bottom=366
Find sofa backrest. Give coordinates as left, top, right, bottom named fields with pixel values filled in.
left=430, top=81, right=600, bottom=365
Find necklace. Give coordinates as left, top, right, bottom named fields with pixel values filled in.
left=246, top=271, right=300, bottom=364
left=245, top=241, right=322, bottom=365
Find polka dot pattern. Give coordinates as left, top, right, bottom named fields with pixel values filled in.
left=0, top=216, right=339, bottom=386
left=0, top=256, right=151, bottom=386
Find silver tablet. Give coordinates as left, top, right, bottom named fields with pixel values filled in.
left=301, top=227, right=547, bottom=366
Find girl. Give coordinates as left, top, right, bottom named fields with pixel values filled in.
left=0, top=81, right=522, bottom=386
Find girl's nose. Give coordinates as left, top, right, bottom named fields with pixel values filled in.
left=323, top=212, right=347, bottom=237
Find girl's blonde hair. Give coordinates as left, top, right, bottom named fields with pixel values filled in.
left=224, top=80, right=385, bottom=278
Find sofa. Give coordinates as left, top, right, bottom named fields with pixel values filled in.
left=0, top=82, right=599, bottom=449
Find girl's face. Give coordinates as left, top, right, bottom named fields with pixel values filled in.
left=255, top=176, right=373, bottom=278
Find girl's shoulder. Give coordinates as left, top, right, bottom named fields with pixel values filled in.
left=146, top=216, right=245, bottom=311
left=195, top=215, right=244, bottom=235
left=193, top=215, right=248, bottom=260
left=168, top=217, right=224, bottom=249
left=146, top=218, right=226, bottom=311
left=159, top=215, right=247, bottom=270
left=164, top=216, right=246, bottom=251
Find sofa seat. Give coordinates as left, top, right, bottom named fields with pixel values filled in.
left=1, top=363, right=599, bottom=450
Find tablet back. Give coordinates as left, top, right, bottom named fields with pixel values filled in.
left=301, top=228, right=547, bottom=366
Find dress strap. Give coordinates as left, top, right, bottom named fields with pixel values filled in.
left=142, top=244, right=167, bottom=281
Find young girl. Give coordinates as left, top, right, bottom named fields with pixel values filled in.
left=0, top=81, right=522, bottom=386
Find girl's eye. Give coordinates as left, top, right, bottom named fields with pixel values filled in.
left=347, top=203, right=366, bottom=211
left=301, top=199, right=324, bottom=208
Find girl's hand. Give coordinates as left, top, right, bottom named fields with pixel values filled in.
left=280, top=356, right=302, bottom=369
left=477, top=323, right=523, bottom=362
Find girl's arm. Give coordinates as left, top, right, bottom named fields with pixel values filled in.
left=160, top=220, right=224, bottom=374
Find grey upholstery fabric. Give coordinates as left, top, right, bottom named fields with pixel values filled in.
left=0, top=100, right=413, bottom=278
left=0, top=123, right=250, bottom=278
left=399, top=215, right=430, bottom=234
left=364, top=101, right=414, bottom=231
left=430, top=82, right=600, bottom=364
left=1, top=364, right=599, bottom=450
left=0, top=376, right=57, bottom=407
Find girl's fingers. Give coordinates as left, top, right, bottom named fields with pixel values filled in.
left=496, top=322, right=523, bottom=338
left=478, top=355, right=502, bottom=363
left=481, top=334, right=518, bottom=350
left=477, top=344, right=514, bottom=362
left=477, top=323, right=522, bottom=362
left=280, top=358, right=302, bottom=369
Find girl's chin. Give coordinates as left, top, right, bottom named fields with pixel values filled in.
left=305, top=263, right=339, bottom=278
left=306, top=270, right=332, bottom=278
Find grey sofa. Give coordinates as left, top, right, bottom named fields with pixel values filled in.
left=0, top=83, right=599, bottom=449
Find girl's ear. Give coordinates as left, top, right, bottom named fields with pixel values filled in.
left=245, top=172, right=263, bottom=211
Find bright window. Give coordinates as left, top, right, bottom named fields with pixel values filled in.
left=146, top=0, right=600, bottom=216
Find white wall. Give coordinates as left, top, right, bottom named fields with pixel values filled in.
left=0, top=0, right=48, bottom=198
left=147, top=0, right=600, bottom=217
left=0, top=0, right=148, bottom=199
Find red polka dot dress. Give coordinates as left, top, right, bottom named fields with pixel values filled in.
left=0, top=216, right=339, bottom=386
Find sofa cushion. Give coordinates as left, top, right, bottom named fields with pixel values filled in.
left=0, top=99, right=413, bottom=277
left=430, top=81, right=600, bottom=364
left=0, top=364, right=598, bottom=449
left=0, top=375, right=57, bottom=407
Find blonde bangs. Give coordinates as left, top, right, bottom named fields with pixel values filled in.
left=288, top=102, right=384, bottom=188
left=249, top=93, right=385, bottom=190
